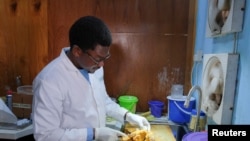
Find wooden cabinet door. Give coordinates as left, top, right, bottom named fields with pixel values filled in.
left=0, top=0, right=48, bottom=92
left=0, top=0, right=196, bottom=112
left=47, top=0, right=195, bottom=112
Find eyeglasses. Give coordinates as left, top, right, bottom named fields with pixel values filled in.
left=85, top=51, right=111, bottom=65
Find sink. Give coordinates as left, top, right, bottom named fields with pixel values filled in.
left=148, top=121, right=190, bottom=141
left=167, top=123, right=190, bottom=141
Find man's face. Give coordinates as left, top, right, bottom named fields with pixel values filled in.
left=76, top=45, right=111, bottom=73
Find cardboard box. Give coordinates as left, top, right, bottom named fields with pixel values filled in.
left=12, top=93, right=33, bottom=119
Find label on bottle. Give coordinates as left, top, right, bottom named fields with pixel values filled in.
left=6, top=94, right=12, bottom=111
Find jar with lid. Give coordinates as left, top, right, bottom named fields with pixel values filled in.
left=170, top=84, right=183, bottom=98
left=189, top=109, right=206, bottom=131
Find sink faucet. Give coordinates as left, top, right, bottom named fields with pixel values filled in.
left=184, top=85, right=202, bottom=132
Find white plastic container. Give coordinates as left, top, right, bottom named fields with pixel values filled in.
left=171, top=84, right=183, bottom=98
left=17, top=85, right=33, bottom=95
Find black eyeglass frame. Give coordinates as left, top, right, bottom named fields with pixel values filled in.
left=85, top=51, right=111, bottom=65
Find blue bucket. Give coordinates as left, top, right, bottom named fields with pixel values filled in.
left=167, top=96, right=195, bottom=123
left=148, top=100, right=164, bottom=118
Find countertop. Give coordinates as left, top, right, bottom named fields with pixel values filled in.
left=124, top=123, right=176, bottom=141
left=150, top=124, right=176, bottom=141
left=0, top=124, right=33, bottom=140
left=0, top=116, right=177, bottom=140
left=106, top=116, right=177, bottom=141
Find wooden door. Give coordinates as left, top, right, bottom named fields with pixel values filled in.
left=47, top=0, right=196, bottom=112
left=0, top=0, right=196, bottom=112
left=0, top=0, right=48, bottom=93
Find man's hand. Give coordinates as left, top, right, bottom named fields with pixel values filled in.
left=95, top=127, right=127, bottom=141
left=126, top=113, right=151, bottom=130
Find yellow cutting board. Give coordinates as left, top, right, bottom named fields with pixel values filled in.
left=124, top=124, right=176, bottom=141
left=150, top=124, right=176, bottom=141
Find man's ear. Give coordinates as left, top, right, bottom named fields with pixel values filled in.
left=72, top=45, right=82, bottom=57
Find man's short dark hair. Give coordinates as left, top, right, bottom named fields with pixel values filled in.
left=69, top=16, right=112, bottom=51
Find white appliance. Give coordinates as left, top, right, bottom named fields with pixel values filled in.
left=201, top=53, right=238, bottom=124
left=206, top=0, right=245, bottom=37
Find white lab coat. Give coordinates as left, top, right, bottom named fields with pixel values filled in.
left=32, top=47, right=128, bottom=141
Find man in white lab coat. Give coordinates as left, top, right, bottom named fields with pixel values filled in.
left=32, top=16, right=150, bottom=141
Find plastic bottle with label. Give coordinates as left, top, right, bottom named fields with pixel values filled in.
left=6, top=90, right=13, bottom=111
left=189, top=109, right=206, bottom=131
